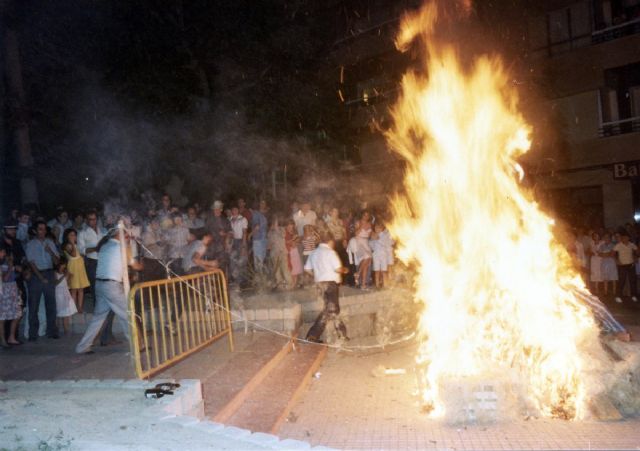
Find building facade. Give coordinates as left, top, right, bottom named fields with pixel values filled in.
left=320, top=0, right=421, bottom=204
left=526, top=0, right=640, bottom=228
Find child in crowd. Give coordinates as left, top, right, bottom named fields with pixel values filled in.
left=62, top=229, right=90, bottom=313
left=346, top=236, right=360, bottom=287
left=302, top=224, right=320, bottom=263
left=0, top=246, right=22, bottom=347
left=370, top=222, right=394, bottom=289
left=302, top=224, right=320, bottom=287
left=54, top=258, right=77, bottom=336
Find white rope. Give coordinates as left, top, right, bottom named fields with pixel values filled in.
left=126, top=229, right=417, bottom=352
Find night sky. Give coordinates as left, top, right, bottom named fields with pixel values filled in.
left=1, top=0, right=527, bottom=214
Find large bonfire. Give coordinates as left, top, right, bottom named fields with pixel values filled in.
left=386, top=0, right=609, bottom=421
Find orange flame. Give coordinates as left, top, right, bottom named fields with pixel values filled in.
left=387, top=1, right=603, bottom=420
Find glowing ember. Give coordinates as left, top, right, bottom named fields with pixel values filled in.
left=387, top=1, right=604, bottom=420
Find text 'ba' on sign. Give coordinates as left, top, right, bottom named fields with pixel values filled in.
left=613, top=161, right=640, bottom=179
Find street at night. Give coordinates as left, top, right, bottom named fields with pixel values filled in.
left=1, top=1, right=640, bottom=450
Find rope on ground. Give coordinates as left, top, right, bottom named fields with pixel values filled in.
left=128, top=233, right=418, bottom=353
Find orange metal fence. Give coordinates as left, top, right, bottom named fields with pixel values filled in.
left=128, top=269, right=234, bottom=379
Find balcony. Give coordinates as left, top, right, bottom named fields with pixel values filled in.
left=592, top=18, right=640, bottom=44
left=598, top=116, right=640, bottom=137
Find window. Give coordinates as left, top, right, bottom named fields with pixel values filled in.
left=592, top=0, right=640, bottom=43
left=528, top=2, right=592, bottom=55
left=599, top=62, right=640, bottom=136
left=593, top=0, right=640, bottom=29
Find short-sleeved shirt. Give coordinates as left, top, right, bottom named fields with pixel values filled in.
left=78, top=225, right=107, bottom=260
left=614, top=241, right=638, bottom=265
left=293, top=210, right=317, bottom=236
left=182, top=240, right=206, bottom=273
left=25, top=238, right=59, bottom=270
left=166, top=225, right=190, bottom=259
left=326, top=218, right=345, bottom=241
left=304, top=243, right=341, bottom=283
left=251, top=210, right=268, bottom=241
left=302, top=235, right=318, bottom=255
left=230, top=215, right=248, bottom=240
left=96, top=239, right=124, bottom=281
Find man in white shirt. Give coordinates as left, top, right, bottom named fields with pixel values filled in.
left=293, top=202, right=317, bottom=236
left=229, top=207, right=248, bottom=285
left=614, top=232, right=638, bottom=303
left=75, top=229, right=143, bottom=354
left=78, top=210, right=107, bottom=305
left=304, top=231, right=349, bottom=343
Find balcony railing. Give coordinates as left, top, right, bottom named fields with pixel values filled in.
left=598, top=116, right=640, bottom=137
left=530, top=17, right=640, bottom=56
left=592, top=18, right=640, bottom=44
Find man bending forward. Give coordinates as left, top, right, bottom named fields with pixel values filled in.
left=304, top=231, right=349, bottom=343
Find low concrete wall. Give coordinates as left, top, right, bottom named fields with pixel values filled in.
left=66, top=287, right=417, bottom=343
left=301, top=287, right=419, bottom=340
left=230, top=286, right=419, bottom=341
left=230, top=303, right=303, bottom=333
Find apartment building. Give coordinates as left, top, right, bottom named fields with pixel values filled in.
left=526, top=0, right=640, bottom=227
left=321, top=0, right=421, bottom=202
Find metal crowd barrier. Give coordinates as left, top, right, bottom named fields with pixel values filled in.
left=128, top=269, right=234, bottom=379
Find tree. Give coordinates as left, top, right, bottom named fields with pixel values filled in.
left=1, top=0, right=39, bottom=208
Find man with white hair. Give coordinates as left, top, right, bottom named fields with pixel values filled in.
left=75, top=228, right=143, bottom=354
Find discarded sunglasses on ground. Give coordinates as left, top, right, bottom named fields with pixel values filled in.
left=144, top=382, right=181, bottom=399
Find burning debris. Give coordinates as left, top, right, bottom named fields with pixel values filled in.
left=385, top=0, right=638, bottom=423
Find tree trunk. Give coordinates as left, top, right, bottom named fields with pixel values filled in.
left=0, top=29, right=5, bottom=219
left=2, top=6, right=39, bottom=208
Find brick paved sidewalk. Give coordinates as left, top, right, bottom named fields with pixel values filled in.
left=0, top=330, right=268, bottom=382
left=280, top=340, right=640, bottom=450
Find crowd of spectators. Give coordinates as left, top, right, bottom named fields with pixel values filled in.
left=568, top=222, right=640, bottom=303
left=0, top=194, right=395, bottom=348
left=3, top=190, right=638, bottom=349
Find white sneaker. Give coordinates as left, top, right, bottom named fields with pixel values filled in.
left=615, top=297, right=623, bottom=303
left=632, top=296, right=638, bottom=302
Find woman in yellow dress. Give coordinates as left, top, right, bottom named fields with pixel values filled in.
left=62, top=228, right=90, bottom=313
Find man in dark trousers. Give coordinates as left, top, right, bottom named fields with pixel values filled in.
left=304, top=231, right=349, bottom=343
left=25, top=221, right=60, bottom=340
